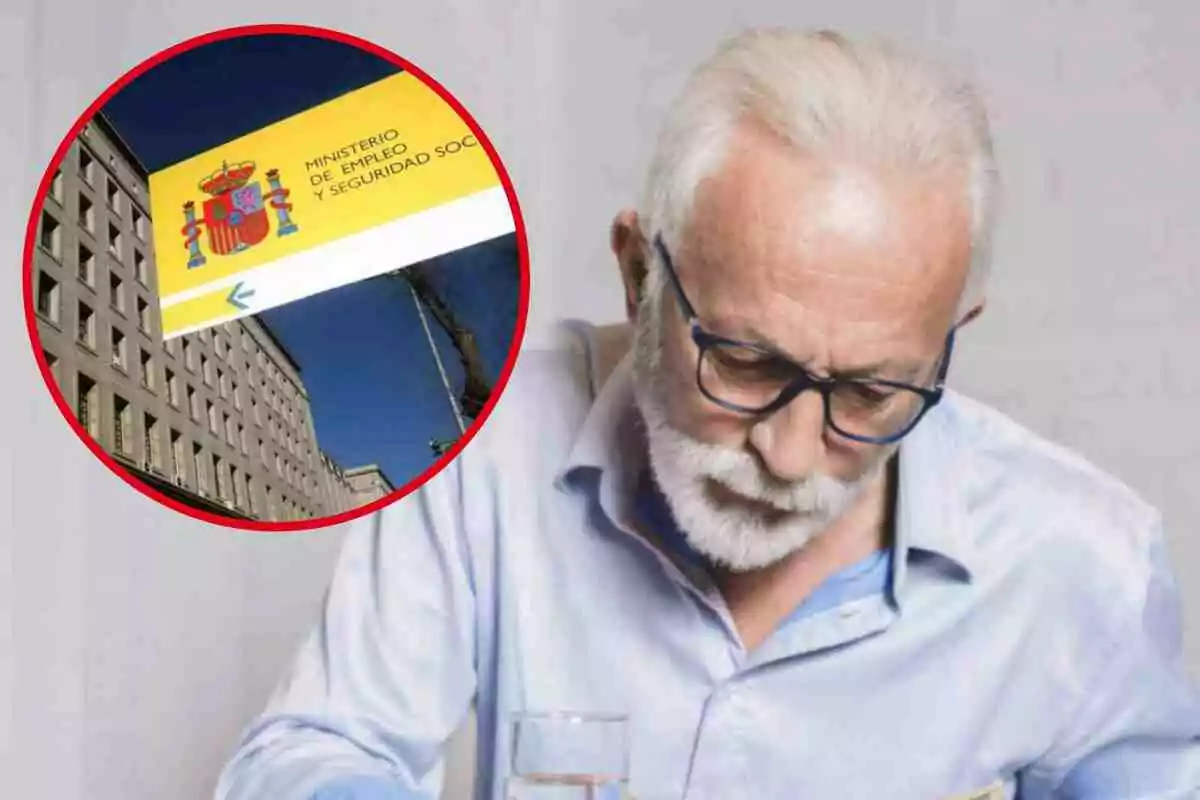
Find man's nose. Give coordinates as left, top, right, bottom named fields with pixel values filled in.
left=747, top=390, right=826, bottom=483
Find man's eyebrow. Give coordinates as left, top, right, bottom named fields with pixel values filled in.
left=734, top=324, right=801, bottom=361
left=735, top=324, right=925, bottom=383
left=832, top=361, right=924, bottom=383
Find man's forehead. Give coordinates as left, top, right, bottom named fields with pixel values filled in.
left=667, top=132, right=970, bottom=373
left=680, top=123, right=970, bottom=276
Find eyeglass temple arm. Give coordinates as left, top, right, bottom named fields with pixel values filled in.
left=653, top=234, right=701, bottom=323
left=934, top=328, right=958, bottom=388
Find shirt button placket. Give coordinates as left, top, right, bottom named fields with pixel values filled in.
left=684, top=680, right=751, bottom=800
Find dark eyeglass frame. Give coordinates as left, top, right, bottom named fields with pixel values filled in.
left=651, top=233, right=957, bottom=445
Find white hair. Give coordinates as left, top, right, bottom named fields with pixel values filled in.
left=639, top=28, right=1001, bottom=316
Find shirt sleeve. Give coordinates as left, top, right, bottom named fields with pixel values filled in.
left=307, top=775, right=417, bottom=799
left=1023, top=522, right=1200, bottom=798
left=213, top=458, right=478, bottom=800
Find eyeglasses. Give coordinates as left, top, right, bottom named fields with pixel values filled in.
left=652, top=234, right=956, bottom=445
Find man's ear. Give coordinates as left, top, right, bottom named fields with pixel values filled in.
left=610, top=209, right=648, bottom=322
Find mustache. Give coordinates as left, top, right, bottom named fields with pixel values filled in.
left=669, top=438, right=842, bottom=513
left=644, top=407, right=851, bottom=512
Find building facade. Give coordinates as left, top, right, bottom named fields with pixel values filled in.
left=32, top=113, right=382, bottom=523
left=345, top=465, right=395, bottom=507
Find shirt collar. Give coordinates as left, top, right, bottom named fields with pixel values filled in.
left=558, top=322, right=639, bottom=472
left=892, top=392, right=978, bottom=582
left=556, top=322, right=977, bottom=582
left=556, top=323, right=645, bottom=526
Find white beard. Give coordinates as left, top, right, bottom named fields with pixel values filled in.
left=631, top=311, right=893, bottom=572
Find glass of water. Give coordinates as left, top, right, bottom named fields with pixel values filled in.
left=506, top=711, right=631, bottom=800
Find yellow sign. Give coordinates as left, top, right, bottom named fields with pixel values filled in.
left=148, top=72, right=511, bottom=337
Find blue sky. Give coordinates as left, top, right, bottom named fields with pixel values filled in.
left=101, top=33, right=521, bottom=489
left=102, top=33, right=402, bottom=172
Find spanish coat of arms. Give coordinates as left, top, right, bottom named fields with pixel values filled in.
left=180, top=161, right=299, bottom=269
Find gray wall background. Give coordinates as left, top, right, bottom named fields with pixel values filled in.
left=3, top=1, right=1197, bottom=799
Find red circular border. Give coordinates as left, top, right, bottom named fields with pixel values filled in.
left=21, top=23, right=531, bottom=533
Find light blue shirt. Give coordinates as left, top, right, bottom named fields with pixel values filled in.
left=215, top=324, right=1200, bottom=800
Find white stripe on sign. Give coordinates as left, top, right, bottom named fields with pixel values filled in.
left=159, top=186, right=514, bottom=311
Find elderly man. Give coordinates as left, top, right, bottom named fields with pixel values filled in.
left=216, top=29, right=1200, bottom=800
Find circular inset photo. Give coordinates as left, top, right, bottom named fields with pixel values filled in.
left=23, top=24, right=528, bottom=531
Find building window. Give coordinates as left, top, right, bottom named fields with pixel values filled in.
left=144, top=413, right=161, bottom=470
left=207, top=400, right=217, bottom=433
left=275, top=454, right=282, bottom=477
left=108, top=223, right=122, bottom=261
left=77, top=301, right=95, bottom=350
left=259, top=440, right=267, bottom=465
left=249, top=478, right=260, bottom=516
left=79, top=147, right=94, bottom=185
left=193, top=443, right=208, bottom=495
left=214, top=333, right=224, bottom=358
left=239, top=425, right=247, bottom=455
left=224, top=413, right=235, bottom=445
left=215, top=457, right=229, bottom=501
left=231, top=378, right=241, bottom=410
left=36, top=271, right=60, bottom=323
left=201, top=355, right=211, bottom=386
left=132, top=206, right=146, bottom=240
left=136, top=296, right=152, bottom=334
left=109, top=272, right=124, bottom=313
left=76, top=374, right=98, bottom=436
left=77, top=242, right=94, bottom=285
left=50, top=169, right=64, bottom=204
left=187, top=385, right=199, bottom=421
left=40, top=211, right=61, bottom=259
left=217, top=368, right=227, bottom=398
left=165, top=337, right=179, bottom=358
left=113, top=394, right=132, bottom=456
left=198, top=328, right=208, bottom=343
left=166, top=368, right=179, bottom=407
left=134, top=250, right=147, bottom=285
left=43, top=349, right=60, bottom=388
left=253, top=400, right=262, bottom=426
left=184, top=339, right=196, bottom=372
left=233, top=467, right=246, bottom=510
left=139, top=349, right=153, bottom=390
left=78, top=193, right=94, bottom=232
left=106, top=178, right=120, bottom=214
left=110, top=327, right=126, bottom=371
left=170, top=429, right=184, bottom=483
